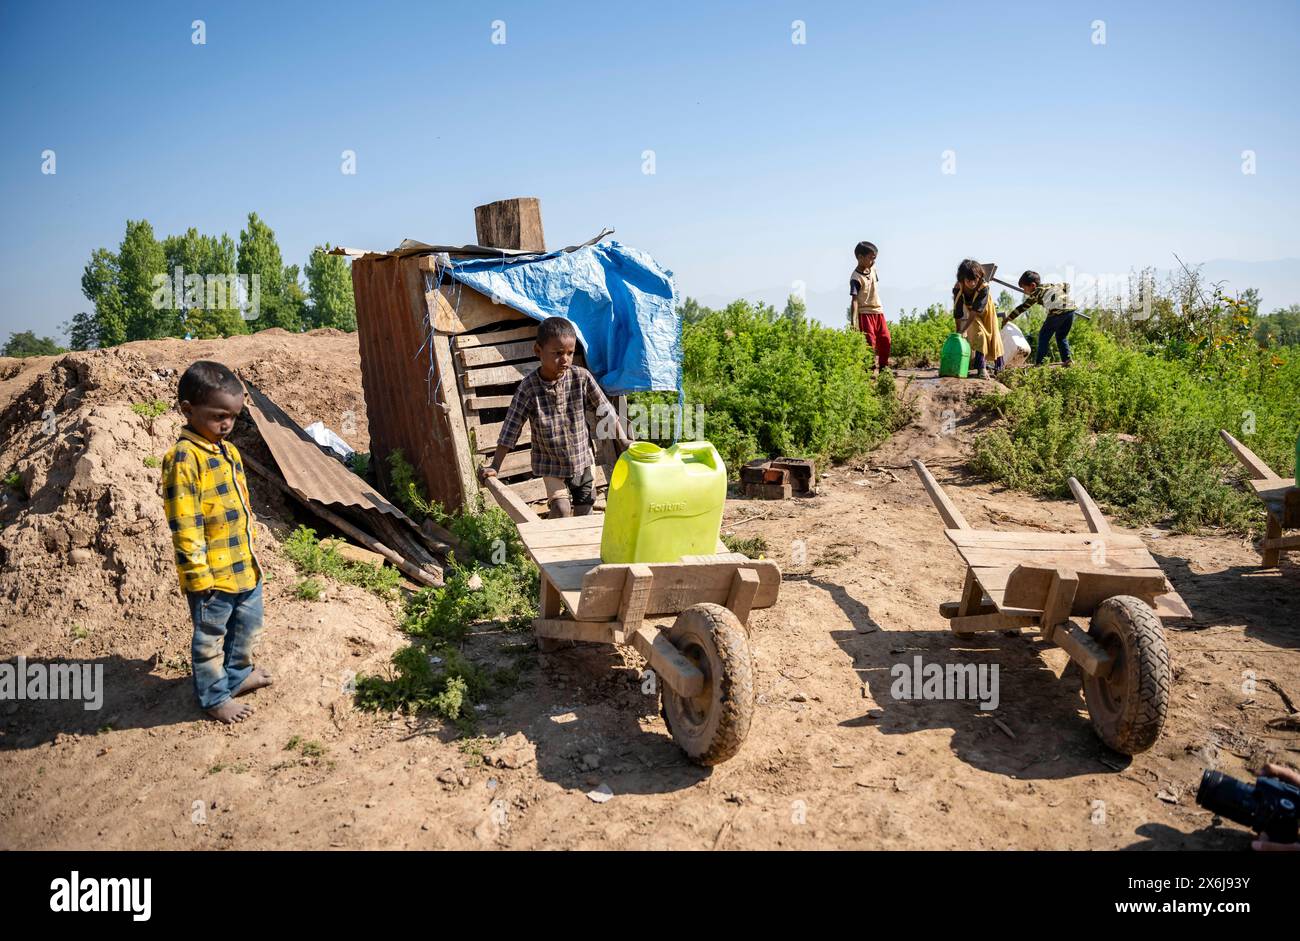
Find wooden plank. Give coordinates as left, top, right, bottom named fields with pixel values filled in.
left=495, top=448, right=535, bottom=477
left=429, top=329, right=480, bottom=505
left=1038, top=568, right=1079, bottom=637
left=532, top=617, right=617, bottom=644
left=940, top=598, right=995, bottom=619
left=1251, top=478, right=1299, bottom=526
left=575, top=560, right=781, bottom=620
left=455, top=324, right=539, bottom=348
left=1004, top=564, right=1166, bottom=617
left=957, top=570, right=982, bottom=616
left=630, top=624, right=705, bottom=697
left=1263, top=515, right=1283, bottom=567
left=507, top=467, right=608, bottom=505
left=617, top=564, right=654, bottom=632
left=436, top=284, right=530, bottom=333
left=1052, top=622, right=1113, bottom=677
left=948, top=612, right=1040, bottom=633
left=475, top=197, right=546, bottom=253
left=483, top=476, right=542, bottom=525
left=954, top=546, right=1158, bottom=570
left=726, top=568, right=761, bottom=625
left=465, top=394, right=518, bottom=411
left=476, top=419, right=531, bottom=452
left=1261, top=533, right=1300, bottom=551
left=540, top=576, right=564, bottom=619
left=1219, top=428, right=1279, bottom=480
left=458, top=340, right=538, bottom=368
left=462, top=361, right=538, bottom=389
left=1068, top=477, right=1112, bottom=535
left=947, top=530, right=1145, bottom=550
left=911, top=459, right=970, bottom=530
left=517, top=515, right=609, bottom=536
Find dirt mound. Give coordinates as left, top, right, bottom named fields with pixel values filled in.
left=0, top=332, right=368, bottom=660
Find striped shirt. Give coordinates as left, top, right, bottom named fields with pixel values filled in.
left=497, top=366, right=615, bottom=478
left=1010, top=282, right=1075, bottom=320
left=161, top=427, right=262, bottom=594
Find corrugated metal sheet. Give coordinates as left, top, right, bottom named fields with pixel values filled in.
left=242, top=379, right=415, bottom=524
left=351, top=254, right=468, bottom=512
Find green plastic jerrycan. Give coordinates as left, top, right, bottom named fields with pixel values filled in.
left=600, top=441, right=728, bottom=563
left=939, top=332, right=971, bottom=378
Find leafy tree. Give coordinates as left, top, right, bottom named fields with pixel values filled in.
left=163, top=228, right=247, bottom=339
left=1255, top=305, right=1300, bottom=347
left=80, top=246, right=127, bottom=347
left=781, top=293, right=807, bottom=322
left=62, top=311, right=100, bottom=351
left=117, top=220, right=170, bottom=340
left=238, top=212, right=300, bottom=331
left=677, top=297, right=714, bottom=327
left=3, top=331, right=66, bottom=358
left=304, top=245, right=357, bottom=330
left=996, top=290, right=1016, bottom=313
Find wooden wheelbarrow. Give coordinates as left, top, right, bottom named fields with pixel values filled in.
left=1219, top=429, right=1300, bottom=567
left=911, top=461, right=1192, bottom=754
left=485, top=478, right=780, bottom=765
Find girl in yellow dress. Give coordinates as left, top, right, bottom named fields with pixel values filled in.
left=951, top=259, right=1003, bottom=379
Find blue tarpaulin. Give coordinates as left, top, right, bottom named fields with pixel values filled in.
left=441, top=240, right=680, bottom=395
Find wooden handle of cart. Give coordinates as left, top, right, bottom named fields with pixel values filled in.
left=483, top=474, right=543, bottom=524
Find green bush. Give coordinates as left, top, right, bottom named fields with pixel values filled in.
left=281, top=525, right=401, bottom=596
left=971, top=320, right=1298, bottom=532
left=889, top=304, right=953, bottom=367
left=665, top=300, right=904, bottom=474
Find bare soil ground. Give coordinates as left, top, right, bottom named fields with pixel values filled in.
left=1, top=336, right=1296, bottom=850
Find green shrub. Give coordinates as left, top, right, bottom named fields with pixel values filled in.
left=660, top=300, right=904, bottom=474
left=281, top=525, right=401, bottom=596
left=294, top=577, right=324, bottom=601
left=889, top=304, right=953, bottom=367
left=971, top=320, right=1298, bottom=532
left=386, top=448, right=439, bottom=520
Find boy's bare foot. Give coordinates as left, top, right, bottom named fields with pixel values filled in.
left=207, top=699, right=254, bottom=724
left=233, top=666, right=273, bottom=697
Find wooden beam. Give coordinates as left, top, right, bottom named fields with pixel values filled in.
left=1052, top=622, right=1113, bottom=677
left=911, top=459, right=971, bottom=530
left=462, top=361, right=538, bottom=389
left=948, top=612, right=1040, bottom=633
left=725, top=568, right=761, bottom=626
left=1261, top=533, right=1300, bottom=551
left=1038, top=568, right=1079, bottom=638
left=1219, top=429, right=1279, bottom=480
left=1004, top=563, right=1166, bottom=614
left=616, top=564, right=654, bottom=633
left=455, top=323, right=539, bottom=348
left=1068, top=477, right=1112, bottom=535
left=533, top=617, right=617, bottom=644
left=474, top=197, right=546, bottom=252
left=483, top=475, right=542, bottom=525
left=630, top=624, right=705, bottom=697
left=458, top=340, right=538, bottom=368
left=939, top=598, right=996, bottom=619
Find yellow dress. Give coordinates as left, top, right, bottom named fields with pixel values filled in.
left=956, top=291, right=1003, bottom=361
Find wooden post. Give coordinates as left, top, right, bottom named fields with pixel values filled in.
left=1068, top=477, right=1112, bottom=535
left=911, top=459, right=971, bottom=530
left=474, top=197, right=546, bottom=252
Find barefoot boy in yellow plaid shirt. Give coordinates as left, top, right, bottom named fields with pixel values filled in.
left=161, top=361, right=270, bottom=724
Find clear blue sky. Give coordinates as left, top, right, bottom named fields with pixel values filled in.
left=2, top=0, right=1298, bottom=340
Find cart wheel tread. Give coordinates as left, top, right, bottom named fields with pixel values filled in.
left=662, top=603, right=754, bottom=766
left=1083, top=595, right=1170, bottom=755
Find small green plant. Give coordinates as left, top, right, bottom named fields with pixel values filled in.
left=722, top=533, right=768, bottom=557
left=282, top=525, right=400, bottom=597
left=2, top=471, right=22, bottom=493
left=294, top=577, right=325, bottom=601
left=71, top=624, right=90, bottom=640
left=131, top=400, right=170, bottom=419
left=387, top=449, right=439, bottom=520
left=284, top=735, right=327, bottom=759
left=142, top=455, right=160, bottom=468
left=349, top=452, right=371, bottom=479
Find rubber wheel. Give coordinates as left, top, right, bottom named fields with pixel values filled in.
left=661, top=603, right=755, bottom=765
left=1082, top=596, right=1170, bottom=755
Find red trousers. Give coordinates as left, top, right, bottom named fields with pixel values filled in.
left=857, top=311, right=891, bottom=369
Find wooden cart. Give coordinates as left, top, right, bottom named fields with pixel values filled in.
left=911, top=460, right=1192, bottom=754
left=1219, top=429, right=1300, bottom=567
left=486, top=479, right=780, bottom=765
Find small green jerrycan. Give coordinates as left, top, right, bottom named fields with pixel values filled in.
left=600, top=441, right=727, bottom=563
left=939, top=332, right=971, bottom=378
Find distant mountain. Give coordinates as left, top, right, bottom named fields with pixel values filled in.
left=690, top=258, right=1300, bottom=328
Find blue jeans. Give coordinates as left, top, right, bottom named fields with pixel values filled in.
left=1035, top=311, right=1076, bottom=364
left=187, top=582, right=264, bottom=709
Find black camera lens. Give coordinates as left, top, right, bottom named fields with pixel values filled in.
left=1196, top=770, right=1257, bottom=828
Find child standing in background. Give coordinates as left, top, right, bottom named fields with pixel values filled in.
left=952, top=259, right=1003, bottom=379
left=849, top=240, right=890, bottom=375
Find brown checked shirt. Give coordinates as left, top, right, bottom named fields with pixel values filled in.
left=497, top=365, right=617, bottom=478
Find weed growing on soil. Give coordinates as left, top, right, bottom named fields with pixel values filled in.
left=722, top=533, right=768, bottom=557
left=285, top=735, right=326, bottom=758
left=386, top=448, right=439, bottom=520
left=294, top=578, right=324, bottom=601
left=3, top=470, right=23, bottom=494
left=282, top=525, right=400, bottom=596
left=142, top=456, right=160, bottom=468
left=353, top=496, right=538, bottom=730
left=130, top=400, right=169, bottom=419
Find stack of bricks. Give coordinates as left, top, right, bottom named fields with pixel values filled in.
left=740, top=458, right=816, bottom=500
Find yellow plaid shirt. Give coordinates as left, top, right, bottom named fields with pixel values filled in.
left=161, top=427, right=262, bottom=594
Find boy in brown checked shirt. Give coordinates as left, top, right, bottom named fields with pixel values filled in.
left=478, top=317, right=630, bottom=518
